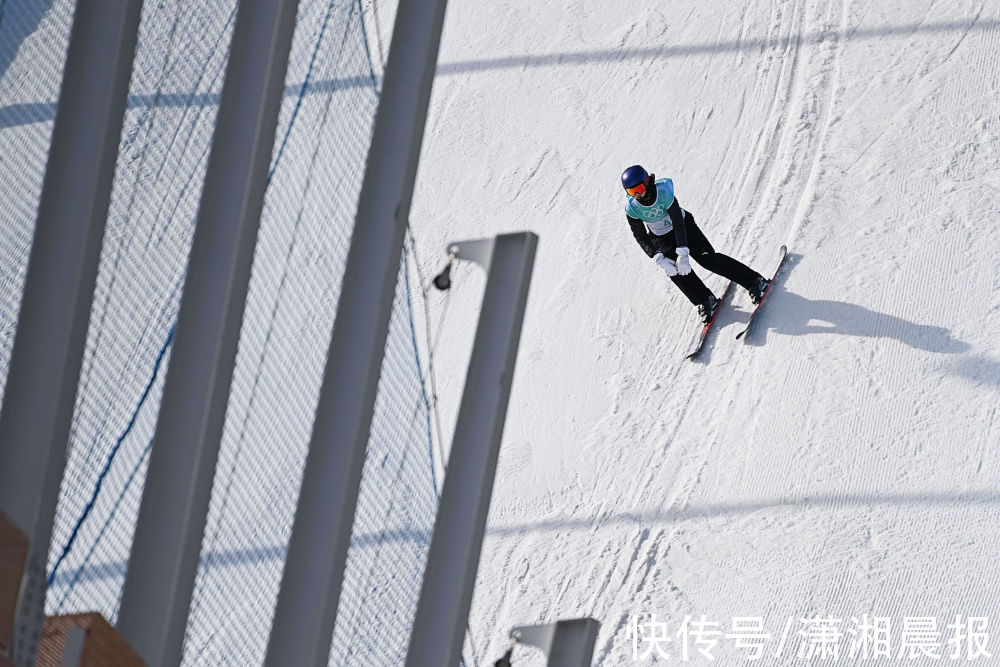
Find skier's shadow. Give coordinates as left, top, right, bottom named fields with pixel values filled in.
left=743, top=253, right=969, bottom=353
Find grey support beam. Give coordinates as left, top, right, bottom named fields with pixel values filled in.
left=264, top=0, right=451, bottom=663
left=115, top=1, right=301, bottom=664
left=0, top=2, right=143, bottom=664
left=512, top=618, right=601, bottom=667
left=405, top=232, right=538, bottom=667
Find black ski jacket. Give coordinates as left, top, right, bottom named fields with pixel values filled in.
left=626, top=182, right=690, bottom=258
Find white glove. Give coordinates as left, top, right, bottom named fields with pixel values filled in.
left=653, top=252, right=678, bottom=277
left=675, top=246, right=692, bottom=275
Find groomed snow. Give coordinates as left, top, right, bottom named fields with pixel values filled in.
left=407, top=0, right=1000, bottom=663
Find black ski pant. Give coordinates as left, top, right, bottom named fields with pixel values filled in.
left=659, top=213, right=763, bottom=307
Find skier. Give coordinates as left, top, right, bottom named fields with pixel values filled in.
left=621, top=164, right=770, bottom=324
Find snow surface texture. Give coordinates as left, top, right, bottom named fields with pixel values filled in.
left=405, top=0, right=1000, bottom=664
left=1, top=0, right=998, bottom=664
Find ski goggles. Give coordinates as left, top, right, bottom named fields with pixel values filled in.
left=625, top=181, right=647, bottom=197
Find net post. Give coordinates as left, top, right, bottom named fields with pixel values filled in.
left=0, top=2, right=143, bottom=663
left=405, top=232, right=538, bottom=667
left=115, top=1, right=301, bottom=664
left=264, top=0, right=452, bottom=662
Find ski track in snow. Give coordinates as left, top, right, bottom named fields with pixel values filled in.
left=406, top=0, right=1000, bottom=664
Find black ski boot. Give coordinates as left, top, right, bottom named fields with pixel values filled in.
left=748, top=276, right=770, bottom=305
left=697, top=294, right=719, bottom=325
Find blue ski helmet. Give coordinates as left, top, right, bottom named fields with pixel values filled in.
left=621, top=165, right=649, bottom=192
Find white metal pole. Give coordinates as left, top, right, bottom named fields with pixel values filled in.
left=406, top=232, right=538, bottom=667
left=0, top=2, right=142, bottom=663
left=116, top=1, right=301, bottom=664
left=264, top=0, right=451, bottom=663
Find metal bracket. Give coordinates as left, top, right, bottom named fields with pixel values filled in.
left=448, top=237, right=496, bottom=272
left=510, top=618, right=600, bottom=667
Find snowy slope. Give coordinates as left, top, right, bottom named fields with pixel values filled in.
left=408, top=0, right=1000, bottom=663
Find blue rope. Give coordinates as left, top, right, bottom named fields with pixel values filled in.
left=49, top=0, right=326, bottom=585
left=52, top=432, right=154, bottom=612
left=356, top=0, right=438, bottom=497
left=356, top=6, right=475, bottom=664
left=355, top=0, right=381, bottom=94
left=358, top=0, right=436, bottom=495
left=268, top=0, right=338, bottom=182
left=52, top=1, right=467, bottom=661
left=402, top=246, right=440, bottom=493
left=47, top=324, right=176, bottom=586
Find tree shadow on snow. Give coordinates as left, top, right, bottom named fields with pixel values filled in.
left=47, top=488, right=1000, bottom=592
left=0, top=77, right=379, bottom=131
left=0, top=0, right=59, bottom=129
left=483, top=490, right=1000, bottom=539
left=0, top=0, right=56, bottom=82
left=436, top=17, right=1000, bottom=76
left=5, top=15, right=999, bottom=130
left=744, top=254, right=969, bottom=354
